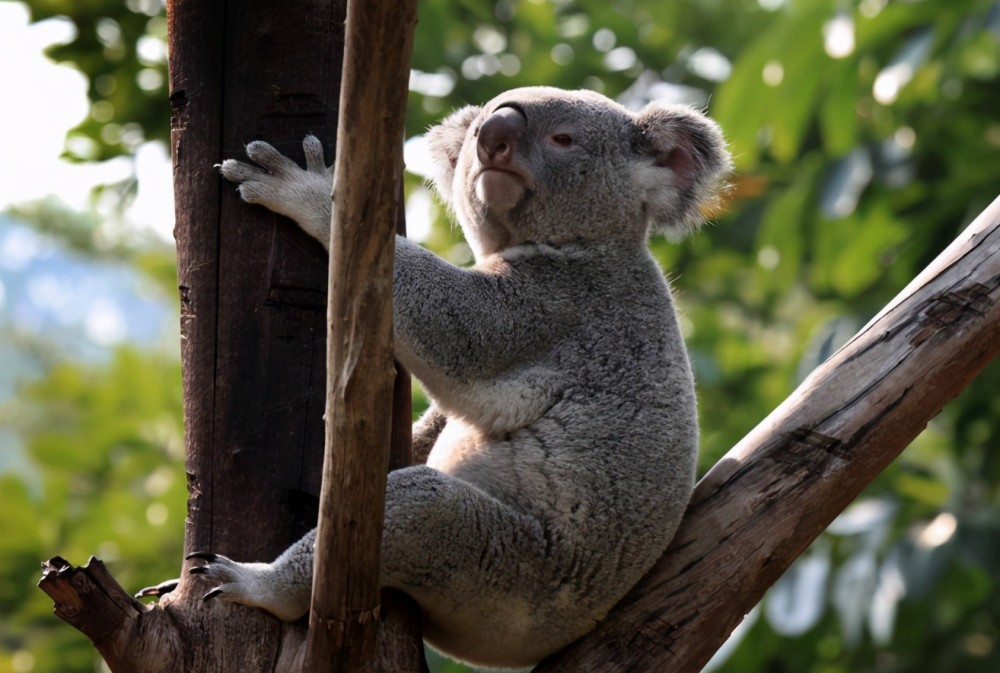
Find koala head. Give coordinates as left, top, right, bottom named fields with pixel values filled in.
left=425, top=87, right=731, bottom=259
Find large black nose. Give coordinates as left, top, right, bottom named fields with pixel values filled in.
left=477, top=106, right=526, bottom=165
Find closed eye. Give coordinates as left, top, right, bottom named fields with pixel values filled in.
left=551, top=134, right=573, bottom=147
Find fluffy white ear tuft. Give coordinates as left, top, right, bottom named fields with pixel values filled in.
left=425, top=105, right=482, bottom=206
left=633, top=104, right=732, bottom=234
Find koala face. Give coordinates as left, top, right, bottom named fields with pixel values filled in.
left=426, top=87, right=730, bottom=259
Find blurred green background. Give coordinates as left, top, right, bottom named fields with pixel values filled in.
left=1, top=0, right=999, bottom=671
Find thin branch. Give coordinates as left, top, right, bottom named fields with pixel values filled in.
left=304, top=1, right=419, bottom=671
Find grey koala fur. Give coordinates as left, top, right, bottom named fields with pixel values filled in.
left=192, top=86, right=731, bottom=669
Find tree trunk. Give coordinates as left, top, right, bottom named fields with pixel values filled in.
left=168, top=0, right=343, bottom=669
left=536, top=193, right=1000, bottom=672
left=36, top=0, right=416, bottom=671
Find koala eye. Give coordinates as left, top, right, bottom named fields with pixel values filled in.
left=551, top=134, right=574, bottom=147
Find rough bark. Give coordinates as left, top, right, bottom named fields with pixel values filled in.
left=37, top=557, right=183, bottom=673
left=39, top=0, right=344, bottom=671
left=167, top=0, right=345, bottom=670
left=536, top=194, right=1000, bottom=672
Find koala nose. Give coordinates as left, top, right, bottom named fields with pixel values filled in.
left=477, top=106, right=526, bottom=166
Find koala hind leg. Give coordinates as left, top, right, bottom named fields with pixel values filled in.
left=188, top=464, right=578, bottom=666
left=382, top=466, right=582, bottom=666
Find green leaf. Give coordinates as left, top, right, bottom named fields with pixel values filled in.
left=819, top=58, right=859, bottom=157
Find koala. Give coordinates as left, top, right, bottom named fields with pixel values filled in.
left=187, top=87, right=730, bottom=668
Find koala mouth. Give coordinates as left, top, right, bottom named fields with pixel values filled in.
left=475, top=168, right=526, bottom=213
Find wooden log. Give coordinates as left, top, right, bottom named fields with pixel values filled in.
left=302, top=0, right=419, bottom=672
left=537, top=194, right=1000, bottom=672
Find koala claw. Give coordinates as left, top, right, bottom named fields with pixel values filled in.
left=186, top=552, right=244, bottom=584
left=134, top=578, right=180, bottom=599
left=183, top=551, right=306, bottom=620
left=218, top=158, right=266, bottom=184
left=202, top=587, right=225, bottom=602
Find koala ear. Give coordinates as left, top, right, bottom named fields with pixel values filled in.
left=633, top=104, right=732, bottom=234
left=425, top=105, right=482, bottom=205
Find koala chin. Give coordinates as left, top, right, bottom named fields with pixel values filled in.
left=182, top=86, right=731, bottom=669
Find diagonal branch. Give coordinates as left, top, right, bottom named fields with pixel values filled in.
left=537, top=194, right=1000, bottom=673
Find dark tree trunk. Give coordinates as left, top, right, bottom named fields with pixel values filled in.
left=170, top=0, right=342, bottom=585
left=166, top=0, right=345, bottom=669
left=38, top=0, right=418, bottom=671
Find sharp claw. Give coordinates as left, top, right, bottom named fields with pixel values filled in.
left=135, top=578, right=180, bottom=599
left=203, top=588, right=224, bottom=602
left=189, top=566, right=208, bottom=576
left=186, top=551, right=218, bottom=562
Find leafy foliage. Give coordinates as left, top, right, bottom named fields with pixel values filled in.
left=22, top=0, right=168, bottom=162
left=4, top=0, right=1000, bottom=671
left=0, top=348, right=185, bottom=673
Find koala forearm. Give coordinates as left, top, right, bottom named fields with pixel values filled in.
left=393, top=237, right=548, bottom=382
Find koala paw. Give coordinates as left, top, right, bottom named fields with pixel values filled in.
left=187, top=551, right=263, bottom=603
left=186, top=551, right=306, bottom=621
left=219, top=135, right=334, bottom=246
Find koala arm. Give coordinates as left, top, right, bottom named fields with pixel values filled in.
left=221, top=138, right=552, bottom=386
left=392, top=239, right=551, bottom=385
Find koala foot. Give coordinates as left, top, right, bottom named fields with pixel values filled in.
left=185, top=551, right=310, bottom=622
left=219, top=134, right=334, bottom=246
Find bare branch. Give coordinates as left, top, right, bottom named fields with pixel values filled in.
left=38, top=557, right=182, bottom=673
left=304, top=1, right=419, bottom=671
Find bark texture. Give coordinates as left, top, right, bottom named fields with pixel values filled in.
left=39, top=0, right=345, bottom=670
left=167, top=0, right=345, bottom=670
